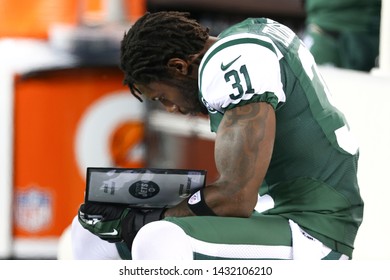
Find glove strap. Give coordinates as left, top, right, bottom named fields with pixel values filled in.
left=144, top=208, right=166, bottom=224
left=121, top=208, right=166, bottom=252
left=132, top=208, right=165, bottom=230
left=187, top=189, right=216, bottom=216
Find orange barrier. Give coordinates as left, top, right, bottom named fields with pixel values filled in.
left=0, top=0, right=79, bottom=39
left=0, top=0, right=146, bottom=39
left=12, top=67, right=145, bottom=238
left=124, top=0, right=147, bottom=22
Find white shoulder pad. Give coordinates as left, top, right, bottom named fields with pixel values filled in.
left=199, top=33, right=286, bottom=112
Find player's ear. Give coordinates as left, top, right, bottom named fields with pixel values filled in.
left=167, top=58, right=189, bottom=75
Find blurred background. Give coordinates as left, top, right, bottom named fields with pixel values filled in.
left=0, top=0, right=389, bottom=260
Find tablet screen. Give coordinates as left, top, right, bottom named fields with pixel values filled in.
left=85, top=167, right=207, bottom=208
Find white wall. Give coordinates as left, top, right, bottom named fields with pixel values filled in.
left=320, top=66, right=390, bottom=260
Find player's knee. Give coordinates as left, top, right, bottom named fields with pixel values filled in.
left=71, top=215, right=87, bottom=249
left=70, top=215, right=121, bottom=260
left=71, top=215, right=97, bottom=259
left=132, top=220, right=193, bottom=260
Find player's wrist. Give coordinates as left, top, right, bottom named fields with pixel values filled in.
left=187, top=189, right=217, bottom=216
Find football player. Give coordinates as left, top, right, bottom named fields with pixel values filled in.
left=72, top=11, right=363, bottom=260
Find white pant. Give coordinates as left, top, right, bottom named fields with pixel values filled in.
left=70, top=215, right=348, bottom=260
left=70, top=216, right=122, bottom=260
left=70, top=216, right=192, bottom=260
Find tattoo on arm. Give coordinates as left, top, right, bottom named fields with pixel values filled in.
left=166, top=102, right=275, bottom=217
left=216, top=103, right=271, bottom=191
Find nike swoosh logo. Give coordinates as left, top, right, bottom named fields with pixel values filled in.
left=100, top=229, right=119, bottom=236
left=220, top=55, right=241, bottom=71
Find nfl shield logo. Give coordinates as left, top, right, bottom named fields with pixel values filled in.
left=15, top=187, right=53, bottom=233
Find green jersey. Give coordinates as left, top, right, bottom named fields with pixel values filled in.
left=198, top=18, right=363, bottom=255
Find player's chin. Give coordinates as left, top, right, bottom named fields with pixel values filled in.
left=182, top=105, right=205, bottom=116
left=177, top=107, right=191, bottom=115
left=189, top=111, right=203, bottom=117
left=181, top=109, right=201, bottom=117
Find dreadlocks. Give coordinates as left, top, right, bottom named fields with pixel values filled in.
left=120, top=11, right=209, bottom=101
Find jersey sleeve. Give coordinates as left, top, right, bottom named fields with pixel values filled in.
left=199, top=33, right=286, bottom=114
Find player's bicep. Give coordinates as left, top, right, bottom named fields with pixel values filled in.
left=213, top=102, right=275, bottom=214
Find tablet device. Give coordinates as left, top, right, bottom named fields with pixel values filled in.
left=85, top=167, right=207, bottom=208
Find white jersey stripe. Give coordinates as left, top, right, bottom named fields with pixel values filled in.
left=189, top=236, right=293, bottom=259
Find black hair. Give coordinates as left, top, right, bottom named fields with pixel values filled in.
left=120, top=11, right=209, bottom=101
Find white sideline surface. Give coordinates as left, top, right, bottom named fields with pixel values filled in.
left=320, top=66, right=390, bottom=260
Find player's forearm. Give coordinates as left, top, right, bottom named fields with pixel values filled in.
left=163, top=181, right=254, bottom=218
left=164, top=199, right=195, bottom=217
left=164, top=180, right=257, bottom=218
left=207, top=103, right=275, bottom=217
left=165, top=103, right=275, bottom=219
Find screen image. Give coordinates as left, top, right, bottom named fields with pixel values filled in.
left=86, top=167, right=207, bottom=208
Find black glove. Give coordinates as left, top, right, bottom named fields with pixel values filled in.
left=120, top=207, right=166, bottom=251
left=78, top=203, right=166, bottom=250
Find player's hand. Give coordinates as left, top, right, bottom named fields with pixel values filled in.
left=120, top=207, right=166, bottom=251
left=78, top=203, right=166, bottom=249
left=78, top=203, right=130, bottom=243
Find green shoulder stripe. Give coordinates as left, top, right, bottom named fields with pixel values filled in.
left=200, top=37, right=277, bottom=90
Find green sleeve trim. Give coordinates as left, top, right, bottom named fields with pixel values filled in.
left=223, top=91, right=279, bottom=111
left=208, top=92, right=278, bottom=133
